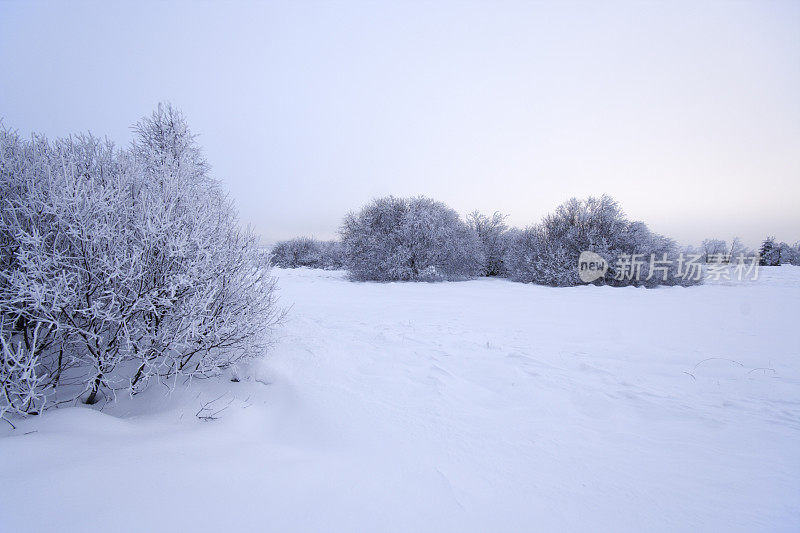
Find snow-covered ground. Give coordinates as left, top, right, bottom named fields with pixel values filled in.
left=1, top=267, right=798, bottom=532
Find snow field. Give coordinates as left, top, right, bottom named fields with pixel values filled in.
left=1, top=266, right=798, bottom=532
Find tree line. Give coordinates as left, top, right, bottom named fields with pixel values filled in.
left=273, top=195, right=797, bottom=285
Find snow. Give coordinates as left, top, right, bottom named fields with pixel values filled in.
left=1, top=266, right=798, bottom=532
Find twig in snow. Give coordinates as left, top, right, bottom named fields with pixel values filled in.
left=691, top=358, right=745, bottom=372
left=195, top=394, right=232, bottom=421
left=747, top=367, right=776, bottom=375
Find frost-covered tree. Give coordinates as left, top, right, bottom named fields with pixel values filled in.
left=701, top=238, right=728, bottom=262
left=341, top=196, right=483, bottom=281
left=784, top=242, right=800, bottom=266
left=763, top=240, right=800, bottom=266
left=759, top=237, right=780, bottom=266
left=0, top=105, right=281, bottom=418
left=506, top=195, right=621, bottom=286
left=123, top=104, right=281, bottom=395
left=318, top=240, right=345, bottom=270
left=772, top=241, right=799, bottom=266
left=696, top=238, right=747, bottom=263
left=269, top=238, right=344, bottom=269
left=467, top=211, right=510, bottom=276
left=270, top=237, right=323, bottom=268
left=505, top=195, right=699, bottom=287
left=505, top=224, right=576, bottom=286
left=727, top=238, right=747, bottom=260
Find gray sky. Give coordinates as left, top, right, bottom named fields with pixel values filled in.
left=1, top=0, right=798, bottom=248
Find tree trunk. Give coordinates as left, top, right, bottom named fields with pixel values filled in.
left=85, top=374, right=102, bottom=405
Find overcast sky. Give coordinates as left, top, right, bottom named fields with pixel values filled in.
left=1, top=0, right=798, bottom=247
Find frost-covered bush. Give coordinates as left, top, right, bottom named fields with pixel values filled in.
left=700, top=238, right=728, bottom=262
left=506, top=195, right=699, bottom=287
left=0, top=104, right=281, bottom=418
left=760, top=237, right=800, bottom=266
left=759, top=237, right=780, bottom=266
left=318, top=240, right=345, bottom=270
left=341, top=196, right=483, bottom=281
left=467, top=211, right=510, bottom=276
left=269, top=238, right=344, bottom=269
left=270, top=237, right=322, bottom=268
left=699, top=238, right=746, bottom=263
left=781, top=242, right=800, bottom=266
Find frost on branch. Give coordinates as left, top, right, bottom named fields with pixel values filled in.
left=0, top=321, right=51, bottom=423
